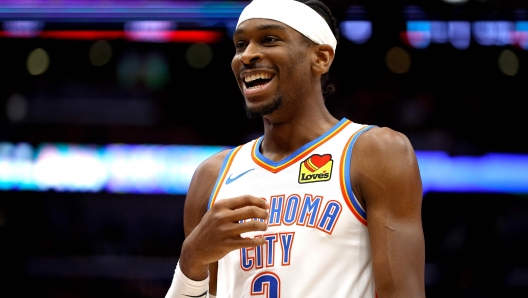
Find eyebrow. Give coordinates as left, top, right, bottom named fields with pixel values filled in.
left=234, top=23, right=287, bottom=36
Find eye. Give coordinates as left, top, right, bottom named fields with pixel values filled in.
left=264, top=36, right=278, bottom=43
left=235, top=40, right=246, bottom=49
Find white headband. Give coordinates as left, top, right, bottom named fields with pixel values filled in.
left=236, top=0, right=337, bottom=51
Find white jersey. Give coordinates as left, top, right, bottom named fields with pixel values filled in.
left=208, top=118, right=376, bottom=298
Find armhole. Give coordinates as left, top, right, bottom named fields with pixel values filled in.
left=340, top=125, right=376, bottom=226
left=207, top=146, right=243, bottom=210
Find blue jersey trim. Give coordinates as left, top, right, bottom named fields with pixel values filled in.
left=253, top=118, right=349, bottom=167
left=207, top=147, right=237, bottom=210
left=343, top=125, right=376, bottom=219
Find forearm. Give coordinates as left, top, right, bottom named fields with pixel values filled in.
left=371, top=224, right=425, bottom=297
left=179, top=239, right=210, bottom=281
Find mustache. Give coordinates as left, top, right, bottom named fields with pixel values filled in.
left=240, top=64, right=275, bottom=72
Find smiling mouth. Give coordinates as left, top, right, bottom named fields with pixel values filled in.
left=243, top=72, right=275, bottom=90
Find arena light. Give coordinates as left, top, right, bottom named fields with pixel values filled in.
left=402, top=19, right=528, bottom=50
left=37, top=30, right=124, bottom=40
left=340, top=21, right=372, bottom=44
left=401, top=5, right=432, bottom=49
left=473, top=21, right=514, bottom=46
left=515, top=21, right=528, bottom=49
left=430, top=21, right=448, bottom=43
left=341, top=5, right=372, bottom=44
left=2, top=20, right=42, bottom=37
left=1, top=142, right=528, bottom=195
left=403, top=21, right=472, bottom=50
left=124, top=21, right=176, bottom=43
left=0, top=142, right=228, bottom=194
left=0, top=29, right=224, bottom=43
left=448, top=21, right=471, bottom=50
left=442, top=0, right=469, bottom=4
left=0, top=1, right=248, bottom=23
left=402, top=21, right=431, bottom=49
left=417, top=151, right=528, bottom=194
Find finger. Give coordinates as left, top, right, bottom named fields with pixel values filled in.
left=226, top=235, right=267, bottom=249
left=228, top=219, right=268, bottom=235
left=220, top=195, right=269, bottom=210
left=224, top=206, right=269, bottom=223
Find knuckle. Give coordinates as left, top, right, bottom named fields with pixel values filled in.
left=212, top=201, right=225, bottom=210
left=217, top=225, right=229, bottom=235
left=210, top=211, right=222, bottom=221
left=250, top=220, right=265, bottom=230
left=211, top=211, right=228, bottom=224
left=248, top=207, right=258, bottom=218
left=249, top=220, right=259, bottom=229
left=252, top=237, right=266, bottom=246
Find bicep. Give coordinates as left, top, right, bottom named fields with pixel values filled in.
left=353, top=128, right=425, bottom=297
left=182, top=150, right=229, bottom=294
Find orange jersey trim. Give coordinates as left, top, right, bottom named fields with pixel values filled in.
left=208, top=145, right=242, bottom=210
left=251, top=119, right=352, bottom=173
left=339, top=125, right=373, bottom=226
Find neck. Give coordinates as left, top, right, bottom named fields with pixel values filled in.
left=259, top=100, right=338, bottom=162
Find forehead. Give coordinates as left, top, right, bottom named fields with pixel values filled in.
left=233, top=18, right=300, bottom=37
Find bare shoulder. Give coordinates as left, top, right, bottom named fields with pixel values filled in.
left=352, top=126, right=422, bottom=210
left=184, top=148, right=231, bottom=236
left=192, top=149, right=231, bottom=183
left=356, top=126, right=415, bottom=160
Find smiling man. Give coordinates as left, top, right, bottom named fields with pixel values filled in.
left=165, top=0, right=425, bottom=297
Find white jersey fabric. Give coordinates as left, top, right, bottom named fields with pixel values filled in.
left=208, top=118, right=376, bottom=298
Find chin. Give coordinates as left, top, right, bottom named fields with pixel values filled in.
left=244, top=97, right=282, bottom=119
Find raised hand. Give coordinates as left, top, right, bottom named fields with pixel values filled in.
left=179, top=195, right=269, bottom=280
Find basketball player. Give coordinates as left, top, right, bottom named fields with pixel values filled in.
left=166, top=0, right=425, bottom=297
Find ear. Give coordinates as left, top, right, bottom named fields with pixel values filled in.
left=311, top=44, right=335, bottom=75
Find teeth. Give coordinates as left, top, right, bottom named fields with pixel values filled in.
left=243, top=72, right=272, bottom=83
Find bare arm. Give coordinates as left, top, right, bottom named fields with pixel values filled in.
left=352, top=127, right=425, bottom=298
left=179, top=149, right=269, bottom=295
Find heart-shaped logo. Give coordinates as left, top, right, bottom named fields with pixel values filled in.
left=304, top=154, right=332, bottom=172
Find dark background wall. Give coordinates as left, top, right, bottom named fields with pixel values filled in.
left=1, top=0, right=528, bottom=297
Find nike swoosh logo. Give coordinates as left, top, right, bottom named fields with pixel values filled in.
left=226, top=168, right=255, bottom=185
left=183, top=291, right=208, bottom=297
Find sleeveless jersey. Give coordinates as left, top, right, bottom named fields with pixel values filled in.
left=208, top=118, right=375, bottom=298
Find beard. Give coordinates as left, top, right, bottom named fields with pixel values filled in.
left=244, top=96, right=283, bottom=119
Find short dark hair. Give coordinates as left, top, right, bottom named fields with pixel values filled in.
left=295, top=0, right=340, bottom=98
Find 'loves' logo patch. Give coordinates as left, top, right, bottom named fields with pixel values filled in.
left=298, top=154, right=333, bottom=184
left=304, top=154, right=332, bottom=172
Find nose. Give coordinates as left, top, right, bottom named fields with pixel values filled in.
left=239, top=42, right=263, bottom=65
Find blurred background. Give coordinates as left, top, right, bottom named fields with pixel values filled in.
left=1, top=0, right=528, bottom=297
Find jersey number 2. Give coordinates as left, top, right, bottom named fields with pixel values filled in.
left=251, top=272, right=280, bottom=298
